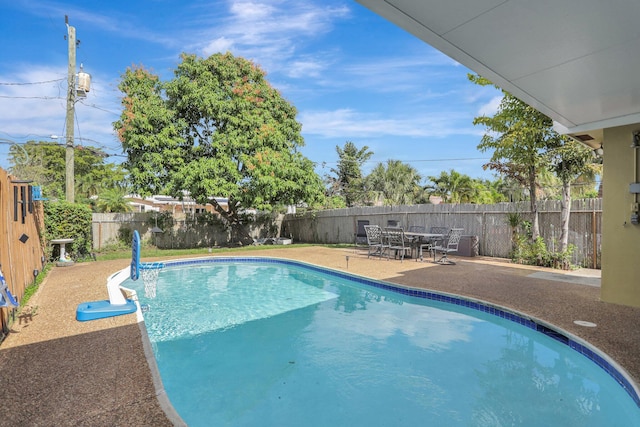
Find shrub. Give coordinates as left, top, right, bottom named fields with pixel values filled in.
left=511, top=235, right=575, bottom=270
left=43, top=201, right=93, bottom=260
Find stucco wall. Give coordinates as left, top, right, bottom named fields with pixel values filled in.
left=601, top=124, right=640, bottom=307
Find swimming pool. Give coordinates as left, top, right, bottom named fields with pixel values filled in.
left=123, top=257, right=640, bottom=426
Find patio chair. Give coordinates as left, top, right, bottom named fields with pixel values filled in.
left=432, top=228, right=464, bottom=264
left=384, top=227, right=412, bottom=262
left=410, top=226, right=447, bottom=262
left=364, top=225, right=388, bottom=259
left=429, top=226, right=450, bottom=236
left=424, top=226, right=450, bottom=259
left=354, top=220, right=370, bottom=247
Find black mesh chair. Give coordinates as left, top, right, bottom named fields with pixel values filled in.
left=354, top=220, right=370, bottom=247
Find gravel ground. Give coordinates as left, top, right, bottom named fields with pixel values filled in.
left=0, top=246, right=637, bottom=426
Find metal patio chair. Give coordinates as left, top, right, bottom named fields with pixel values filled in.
left=409, top=226, right=447, bottom=262
left=431, top=228, right=464, bottom=264
left=384, top=227, right=412, bottom=262
left=364, top=225, right=389, bottom=259
left=354, top=220, right=370, bottom=247
left=429, top=226, right=450, bottom=236
left=424, top=226, right=450, bottom=260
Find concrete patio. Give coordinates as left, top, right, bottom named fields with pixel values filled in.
left=0, top=246, right=638, bottom=426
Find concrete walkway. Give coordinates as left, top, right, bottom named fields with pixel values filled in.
left=0, top=247, right=637, bottom=426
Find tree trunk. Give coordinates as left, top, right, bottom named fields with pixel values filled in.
left=211, top=200, right=254, bottom=246
left=230, top=222, right=255, bottom=246
left=528, top=166, right=540, bottom=240
left=559, top=180, right=571, bottom=253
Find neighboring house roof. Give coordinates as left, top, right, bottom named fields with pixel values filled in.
left=124, top=194, right=229, bottom=212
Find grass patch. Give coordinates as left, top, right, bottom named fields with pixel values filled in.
left=20, top=263, right=53, bottom=308
left=94, top=243, right=323, bottom=262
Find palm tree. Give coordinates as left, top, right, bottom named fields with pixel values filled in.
left=477, top=178, right=508, bottom=203
left=95, top=187, right=132, bottom=213
left=365, top=160, right=422, bottom=206
left=76, top=174, right=101, bottom=201
left=427, top=169, right=475, bottom=203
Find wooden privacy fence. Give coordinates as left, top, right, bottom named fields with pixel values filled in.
left=0, top=168, right=46, bottom=334
left=92, top=213, right=229, bottom=250
left=282, top=199, right=602, bottom=268
left=91, top=200, right=602, bottom=268
left=92, top=212, right=283, bottom=250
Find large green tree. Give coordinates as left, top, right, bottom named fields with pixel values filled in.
left=475, top=178, right=509, bottom=204
left=114, top=52, right=324, bottom=244
left=8, top=141, right=126, bottom=204
left=470, top=74, right=563, bottom=240
left=326, top=141, right=373, bottom=207
left=113, top=66, right=184, bottom=197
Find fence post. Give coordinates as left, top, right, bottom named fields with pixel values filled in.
left=592, top=210, right=597, bottom=269
left=481, top=211, right=486, bottom=256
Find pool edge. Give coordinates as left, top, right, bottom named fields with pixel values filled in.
left=119, top=255, right=640, bottom=414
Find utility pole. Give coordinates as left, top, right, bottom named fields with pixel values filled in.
left=65, top=15, right=76, bottom=203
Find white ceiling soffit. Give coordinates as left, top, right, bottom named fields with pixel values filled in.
left=356, top=0, right=640, bottom=134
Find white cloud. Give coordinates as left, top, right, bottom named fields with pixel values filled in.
left=0, top=67, right=67, bottom=137
left=20, top=0, right=178, bottom=48
left=299, top=108, right=482, bottom=139
left=229, top=1, right=276, bottom=20
left=196, top=1, right=350, bottom=74
left=286, top=58, right=327, bottom=79
left=478, top=95, right=502, bottom=117
left=0, top=66, right=121, bottom=156
left=203, top=37, right=236, bottom=55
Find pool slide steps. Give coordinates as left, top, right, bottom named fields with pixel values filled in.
left=76, top=230, right=142, bottom=321
left=76, top=267, right=137, bottom=322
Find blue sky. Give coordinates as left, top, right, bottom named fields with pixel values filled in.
left=0, top=0, right=503, bottom=183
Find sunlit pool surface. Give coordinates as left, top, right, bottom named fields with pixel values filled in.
left=124, top=258, right=640, bottom=427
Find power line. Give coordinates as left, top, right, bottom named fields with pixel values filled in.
left=320, top=157, right=491, bottom=166
left=0, top=95, right=64, bottom=100
left=0, top=78, right=66, bottom=86
left=78, top=100, right=120, bottom=115
left=396, top=157, right=490, bottom=163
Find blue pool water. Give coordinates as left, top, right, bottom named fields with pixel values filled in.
left=125, top=258, right=640, bottom=427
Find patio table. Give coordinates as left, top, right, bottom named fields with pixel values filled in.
left=403, top=232, right=443, bottom=261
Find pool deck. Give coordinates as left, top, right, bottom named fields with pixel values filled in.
left=1, top=246, right=639, bottom=426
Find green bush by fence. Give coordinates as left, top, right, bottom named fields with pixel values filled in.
left=44, top=201, right=93, bottom=259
